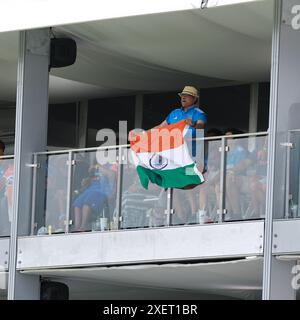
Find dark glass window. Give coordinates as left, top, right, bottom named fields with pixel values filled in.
left=257, top=82, right=270, bottom=132
left=199, top=85, right=250, bottom=133
left=87, top=96, right=135, bottom=147
left=142, top=92, right=179, bottom=130
left=48, top=103, right=77, bottom=147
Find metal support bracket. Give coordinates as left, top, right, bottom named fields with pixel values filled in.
left=66, top=159, right=76, bottom=166
left=280, top=142, right=294, bottom=149
left=219, top=146, right=229, bottom=152
left=26, top=163, right=40, bottom=168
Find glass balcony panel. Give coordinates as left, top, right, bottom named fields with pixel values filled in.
left=71, top=149, right=118, bottom=232
left=0, top=158, right=14, bottom=237
left=287, top=131, right=300, bottom=219
left=172, top=139, right=221, bottom=225
left=121, top=148, right=168, bottom=229
left=34, top=153, right=69, bottom=235
left=224, top=135, right=268, bottom=221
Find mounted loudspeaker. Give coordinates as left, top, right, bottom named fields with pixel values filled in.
left=40, top=280, right=69, bottom=300
left=50, top=38, right=77, bottom=69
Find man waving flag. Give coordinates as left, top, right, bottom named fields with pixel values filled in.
left=130, top=119, right=204, bottom=189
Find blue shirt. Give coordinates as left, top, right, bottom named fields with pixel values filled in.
left=166, top=105, right=207, bottom=134
left=227, top=145, right=248, bottom=176
left=166, top=105, right=207, bottom=158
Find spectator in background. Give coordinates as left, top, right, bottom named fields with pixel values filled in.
left=248, top=136, right=268, bottom=218
left=219, top=128, right=251, bottom=219
left=0, top=140, right=13, bottom=232
left=72, top=163, right=117, bottom=232
left=197, top=129, right=223, bottom=222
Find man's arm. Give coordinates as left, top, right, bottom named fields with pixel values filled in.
left=154, top=120, right=168, bottom=129
left=186, top=119, right=205, bottom=129
left=194, top=120, right=205, bottom=129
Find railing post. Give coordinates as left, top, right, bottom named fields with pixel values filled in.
left=284, top=131, right=291, bottom=219
left=218, top=137, right=227, bottom=223
left=65, top=151, right=73, bottom=233
left=166, top=188, right=173, bottom=226
left=30, top=154, right=38, bottom=235
left=115, top=146, right=124, bottom=230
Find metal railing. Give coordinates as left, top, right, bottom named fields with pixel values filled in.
left=28, top=131, right=269, bottom=235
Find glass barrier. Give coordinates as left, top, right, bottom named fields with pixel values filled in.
left=0, top=158, right=14, bottom=237
left=34, top=153, right=69, bottom=235
left=31, top=133, right=269, bottom=235
left=224, top=135, right=268, bottom=221
left=71, top=149, right=119, bottom=232
left=287, top=131, right=300, bottom=219
left=0, top=271, right=8, bottom=300
left=171, top=139, right=221, bottom=225
left=120, top=148, right=168, bottom=229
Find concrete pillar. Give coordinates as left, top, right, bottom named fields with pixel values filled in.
left=8, top=28, right=50, bottom=300
left=263, top=0, right=300, bottom=300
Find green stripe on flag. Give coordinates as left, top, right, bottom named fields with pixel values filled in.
left=136, top=164, right=203, bottom=189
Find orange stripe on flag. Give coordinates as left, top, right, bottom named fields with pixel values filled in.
left=130, top=119, right=187, bottom=153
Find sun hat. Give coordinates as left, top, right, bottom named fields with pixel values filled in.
left=178, top=86, right=199, bottom=98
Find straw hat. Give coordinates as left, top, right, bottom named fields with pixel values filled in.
left=178, top=86, right=199, bottom=98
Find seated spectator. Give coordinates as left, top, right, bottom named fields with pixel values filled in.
left=197, top=129, right=223, bottom=222
left=72, top=163, right=117, bottom=232
left=219, top=128, right=252, bottom=219
left=247, top=137, right=268, bottom=218
left=0, top=140, right=13, bottom=235
left=121, top=174, right=165, bottom=228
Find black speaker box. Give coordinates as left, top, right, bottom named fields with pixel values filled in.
left=40, top=280, right=69, bottom=300
left=50, top=38, right=77, bottom=69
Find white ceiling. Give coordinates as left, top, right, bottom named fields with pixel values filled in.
left=0, top=0, right=259, bottom=33
left=0, top=0, right=273, bottom=104
left=23, top=257, right=263, bottom=300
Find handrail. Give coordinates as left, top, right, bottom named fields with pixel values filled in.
left=33, top=131, right=269, bottom=156
left=0, top=155, right=14, bottom=160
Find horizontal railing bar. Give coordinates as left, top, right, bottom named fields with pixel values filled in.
left=34, top=144, right=130, bottom=156
left=32, top=131, right=269, bottom=156
left=0, top=155, right=15, bottom=160
left=193, top=131, right=268, bottom=142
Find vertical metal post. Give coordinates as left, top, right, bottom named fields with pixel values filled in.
left=8, top=32, right=26, bottom=300
left=115, top=146, right=124, bottom=230
left=284, top=131, right=291, bottom=219
left=166, top=188, right=173, bottom=227
left=218, top=137, right=227, bottom=223
left=30, top=154, right=38, bottom=235
left=65, top=151, right=73, bottom=233
left=262, top=0, right=282, bottom=300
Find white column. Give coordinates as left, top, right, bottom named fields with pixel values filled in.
left=8, top=28, right=50, bottom=300
left=263, top=0, right=300, bottom=300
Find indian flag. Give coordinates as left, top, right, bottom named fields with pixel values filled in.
left=130, top=119, right=205, bottom=189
